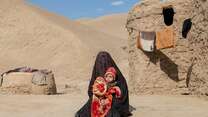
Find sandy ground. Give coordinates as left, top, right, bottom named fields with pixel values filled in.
left=0, top=94, right=208, bottom=117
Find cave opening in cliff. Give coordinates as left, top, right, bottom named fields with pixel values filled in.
left=163, top=6, right=174, bottom=26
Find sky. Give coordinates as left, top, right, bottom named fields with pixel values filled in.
left=27, top=0, right=139, bottom=20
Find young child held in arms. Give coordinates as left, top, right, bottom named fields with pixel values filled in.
left=91, top=67, right=121, bottom=117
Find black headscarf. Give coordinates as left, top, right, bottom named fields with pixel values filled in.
left=88, top=51, right=131, bottom=116
left=76, top=51, right=132, bottom=117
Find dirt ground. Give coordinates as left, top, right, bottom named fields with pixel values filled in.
left=0, top=94, right=207, bottom=117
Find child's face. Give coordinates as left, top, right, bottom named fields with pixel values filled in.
left=105, top=74, right=114, bottom=83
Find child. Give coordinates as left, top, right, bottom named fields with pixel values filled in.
left=104, top=67, right=121, bottom=98
left=91, top=67, right=121, bottom=117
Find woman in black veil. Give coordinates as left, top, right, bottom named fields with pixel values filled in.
left=75, top=51, right=132, bottom=117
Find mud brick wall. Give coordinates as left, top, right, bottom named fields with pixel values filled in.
left=126, top=0, right=208, bottom=95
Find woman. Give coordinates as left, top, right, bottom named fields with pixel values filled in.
left=75, top=51, right=132, bottom=117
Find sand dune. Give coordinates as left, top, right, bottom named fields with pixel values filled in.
left=77, top=13, right=128, bottom=40
left=0, top=0, right=128, bottom=93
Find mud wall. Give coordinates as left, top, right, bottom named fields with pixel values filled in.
left=126, top=0, right=208, bottom=95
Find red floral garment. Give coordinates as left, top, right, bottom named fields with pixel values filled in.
left=91, top=77, right=121, bottom=117
left=91, top=94, right=113, bottom=117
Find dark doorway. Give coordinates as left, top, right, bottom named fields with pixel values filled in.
left=163, top=6, right=175, bottom=26
left=182, top=18, right=192, bottom=38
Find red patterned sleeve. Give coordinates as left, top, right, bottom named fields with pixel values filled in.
left=91, top=96, right=101, bottom=117
left=108, top=86, right=121, bottom=98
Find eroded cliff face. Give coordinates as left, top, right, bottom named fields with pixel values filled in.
left=126, top=0, right=208, bottom=95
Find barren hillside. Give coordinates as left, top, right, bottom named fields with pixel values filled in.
left=77, top=13, right=128, bottom=42
left=0, top=0, right=127, bottom=93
